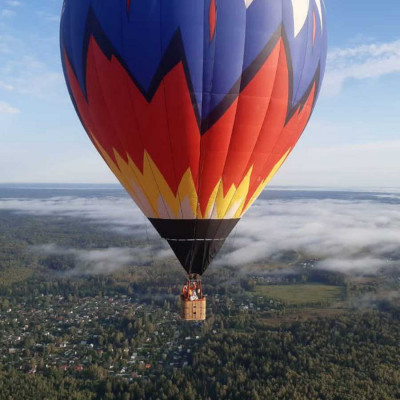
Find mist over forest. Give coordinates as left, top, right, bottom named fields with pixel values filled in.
left=1, top=185, right=400, bottom=278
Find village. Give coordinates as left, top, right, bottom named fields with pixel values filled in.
left=0, top=276, right=295, bottom=381
left=0, top=262, right=355, bottom=380
left=0, top=294, right=206, bottom=379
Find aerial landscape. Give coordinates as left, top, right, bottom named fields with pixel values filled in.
left=0, top=185, right=399, bottom=399
left=1, top=0, right=400, bottom=399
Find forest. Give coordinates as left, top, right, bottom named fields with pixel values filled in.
left=1, top=310, right=400, bottom=400
left=0, top=209, right=400, bottom=400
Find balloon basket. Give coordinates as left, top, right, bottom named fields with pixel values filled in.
left=181, top=276, right=206, bottom=321
left=182, top=297, right=206, bottom=321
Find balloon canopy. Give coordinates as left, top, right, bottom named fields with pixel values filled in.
left=60, top=0, right=327, bottom=276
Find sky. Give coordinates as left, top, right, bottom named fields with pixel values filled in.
left=1, top=1, right=400, bottom=187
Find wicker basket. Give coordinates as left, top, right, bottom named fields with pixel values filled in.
left=182, top=297, right=206, bottom=321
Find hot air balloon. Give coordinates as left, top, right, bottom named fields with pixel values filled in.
left=60, top=0, right=327, bottom=320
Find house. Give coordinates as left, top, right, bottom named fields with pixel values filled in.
left=28, top=366, right=37, bottom=375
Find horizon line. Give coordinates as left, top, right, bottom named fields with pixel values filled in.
left=1, top=182, right=400, bottom=192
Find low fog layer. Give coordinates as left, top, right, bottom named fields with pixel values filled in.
left=222, top=196, right=400, bottom=275
left=0, top=195, right=151, bottom=236
left=2, top=190, right=400, bottom=275
left=31, top=244, right=157, bottom=275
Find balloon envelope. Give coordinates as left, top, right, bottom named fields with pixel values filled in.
left=60, top=0, right=327, bottom=275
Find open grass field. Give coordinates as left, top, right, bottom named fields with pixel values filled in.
left=255, top=284, right=345, bottom=306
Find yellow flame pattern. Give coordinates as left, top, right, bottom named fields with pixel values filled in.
left=91, top=134, right=289, bottom=220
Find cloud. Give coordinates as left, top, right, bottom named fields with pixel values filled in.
left=323, top=39, right=400, bottom=96
left=0, top=195, right=153, bottom=236
left=32, top=244, right=159, bottom=275
left=351, top=290, right=400, bottom=310
left=317, top=257, right=390, bottom=274
left=0, top=81, right=14, bottom=91
left=218, top=192, right=400, bottom=275
left=1, top=9, right=16, bottom=18
left=0, top=101, right=19, bottom=114
left=5, top=1, right=21, bottom=6
left=1, top=55, right=64, bottom=99
left=0, top=34, right=17, bottom=54
left=0, top=35, right=66, bottom=103
left=3, top=191, right=400, bottom=276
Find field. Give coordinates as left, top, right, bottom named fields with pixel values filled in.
left=255, top=284, right=345, bottom=306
